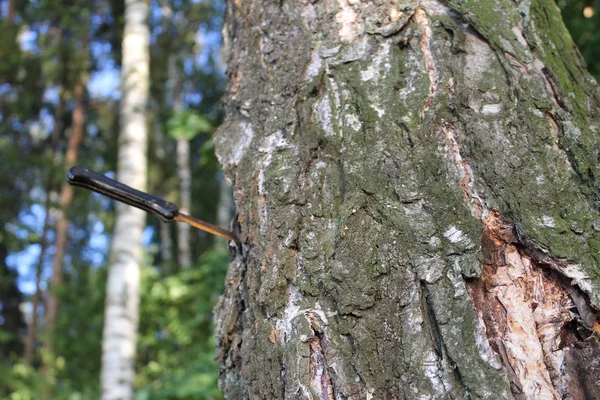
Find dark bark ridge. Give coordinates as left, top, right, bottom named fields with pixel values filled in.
left=214, top=0, right=600, bottom=398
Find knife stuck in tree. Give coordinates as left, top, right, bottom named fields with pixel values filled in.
left=67, top=165, right=239, bottom=244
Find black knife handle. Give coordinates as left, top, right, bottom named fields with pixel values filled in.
left=66, top=166, right=179, bottom=222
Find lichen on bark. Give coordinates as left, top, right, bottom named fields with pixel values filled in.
left=214, top=0, right=600, bottom=399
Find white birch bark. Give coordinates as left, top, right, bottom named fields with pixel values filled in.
left=100, top=1, right=149, bottom=399
left=176, top=135, right=192, bottom=268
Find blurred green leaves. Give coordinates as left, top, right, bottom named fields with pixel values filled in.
left=136, top=248, right=229, bottom=399
left=167, top=111, right=212, bottom=141
left=1, top=0, right=227, bottom=399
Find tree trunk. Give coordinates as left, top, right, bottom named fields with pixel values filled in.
left=167, top=52, right=193, bottom=269
left=100, top=0, right=149, bottom=399
left=24, top=188, right=51, bottom=366
left=6, top=0, right=15, bottom=23
left=176, top=135, right=192, bottom=267
left=151, top=99, right=174, bottom=266
left=213, top=0, right=600, bottom=399
left=26, top=87, right=64, bottom=366
left=44, top=69, right=86, bottom=359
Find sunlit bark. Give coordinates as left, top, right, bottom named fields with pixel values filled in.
left=214, top=0, right=600, bottom=398
left=100, top=1, right=149, bottom=399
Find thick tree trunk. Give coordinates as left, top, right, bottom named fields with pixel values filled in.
left=213, top=0, right=600, bottom=399
left=100, top=1, right=149, bottom=399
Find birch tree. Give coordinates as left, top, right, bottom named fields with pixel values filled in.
left=100, top=1, right=149, bottom=399
left=214, top=0, right=600, bottom=398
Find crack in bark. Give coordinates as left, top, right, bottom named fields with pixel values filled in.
left=467, top=212, right=600, bottom=399
left=420, top=282, right=472, bottom=399
left=306, top=312, right=336, bottom=400
left=415, top=7, right=439, bottom=118
left=440, top=110, right=600, bottom=398
left=309, top=338, right=335, bottom=399
left=441, top=122, right=487, bottom=219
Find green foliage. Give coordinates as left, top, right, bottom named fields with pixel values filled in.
left=51, top=261, right=106, bottom=397
left=0, top=263, right=25, bottom=358
left=0, top=362, right=40, bottom=400
left=136, top=248, right=229, bottom=399
left=198, top=139, right=218, bottom=168
left=0, top=360, right=100, bottom=400
left=0, top=24, right=43, bottom=120
left=167, top=111, right=212, bottom=141
left=1, top=0, right=227, bottom=398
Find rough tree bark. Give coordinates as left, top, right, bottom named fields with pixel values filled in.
left=100, top=0, right=149, bottom=399
left=213, top=0, right=600, bottom=399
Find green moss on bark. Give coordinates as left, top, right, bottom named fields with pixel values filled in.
left=214, top=0, right=600, bottom=398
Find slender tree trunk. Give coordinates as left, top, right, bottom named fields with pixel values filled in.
left=100, top=1, right=149, bottom=398
left=151, top=100, right=174, bottom=266
left=26, top=86, right=64, bottom=367
left=44, top=70, right=86, bottom=358
left=213, top=0, right=600, bottom=399
left=24, top=189, right=51, bottom=366
left=6, top=0, right=15, bottom=22
left=167, top=54, right=193, bottom=269
left=176, top=135, right=192, bottom=267
left=159, top=214, right=173, bottom=265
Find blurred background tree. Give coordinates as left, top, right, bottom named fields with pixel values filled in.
left=0, top=0, right=595, bottom=399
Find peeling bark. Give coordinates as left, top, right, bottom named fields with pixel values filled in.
left=214, top=0, right=600, bottom=399
left=467, top=211, right=600, bottom=399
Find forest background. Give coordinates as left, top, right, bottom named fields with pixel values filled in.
left=0, top=0, right=598, bottom=399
